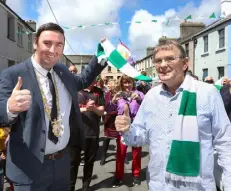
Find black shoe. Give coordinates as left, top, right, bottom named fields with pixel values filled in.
left=124, top=157, right=129, bottom=164
left=82, top=186, right=92, bottom=191
left=100, top=158, right=106, bottom=166
left=133, top=176, right=141, bottom=187
left=112, top=178, right=123, bottom=188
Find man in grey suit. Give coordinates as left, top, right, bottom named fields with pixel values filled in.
left=0, top=23, right=107, bottom=191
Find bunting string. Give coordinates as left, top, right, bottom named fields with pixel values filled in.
left=18, top=12, right=225, bottom=34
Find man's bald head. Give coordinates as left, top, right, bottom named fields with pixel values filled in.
left=69, top=65, right=78, bottom=74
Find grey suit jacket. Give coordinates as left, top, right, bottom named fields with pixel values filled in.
left=0, top=55, right=105, bottom=184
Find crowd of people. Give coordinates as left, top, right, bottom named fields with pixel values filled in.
left=0, top=22, right=231, bottom=191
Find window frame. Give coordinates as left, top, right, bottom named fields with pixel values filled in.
left=203, top=35, right=208, bottom=53
left=218, top=29, right=225, bottom=49
left=7, top=14, right=15, bottom=41
left=17, top=24, right=23, bottom=47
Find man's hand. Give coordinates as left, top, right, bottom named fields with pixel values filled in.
left=131, top=92, right=140, bottom=101
left=115, top=104, right=131, bottom=132
left=112, top=91, right=122, bottom=104
left=8, top=77, right=32, bottom=114
left=0, top=153, right=6, bottom=160
left=86, top=99, right=96, bottom=111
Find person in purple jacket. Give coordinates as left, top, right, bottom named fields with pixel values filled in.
left=111, top=75, right=144, bottom=188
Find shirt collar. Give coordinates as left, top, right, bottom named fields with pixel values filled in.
left=160, top=76, right=187, bottom=94
left=31, top=55, right=54, bottom=77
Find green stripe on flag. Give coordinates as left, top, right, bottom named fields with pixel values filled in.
left=178, top=91, right=196, bottom=116
left=108, top=50, right=127, bottom=69
left=166, top=140, right=200, bottom=176
left=135, top=74, right=152, bottom=81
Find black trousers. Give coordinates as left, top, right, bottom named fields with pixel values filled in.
left=101, top=137, right=111, bottom=162
left=69, top=137, right=99, bottom=191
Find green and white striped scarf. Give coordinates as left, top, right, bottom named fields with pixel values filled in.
left=97, top=39, right=152, bottom=82
left=165, top=75, right=200, bottom=189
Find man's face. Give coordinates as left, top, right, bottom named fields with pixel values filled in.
left=223, top=77, right=229, bottom=86
left=141, top=81, right=146, bottom=86
left=33, top=30, right=65, bottom=69
left=69, top=65, right=78, bottom=74
left=154, top=47, right=188, bottom=87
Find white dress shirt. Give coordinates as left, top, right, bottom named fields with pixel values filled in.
left=122, top=79, right=231, bottom=191
left=31, top=57, right=72, bottom=154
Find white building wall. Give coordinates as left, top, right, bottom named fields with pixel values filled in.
left=194, top=22, right=229, bottom=81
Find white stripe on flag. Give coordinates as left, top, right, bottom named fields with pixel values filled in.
left=119, top=62, right=141, bottom=78
left=101, top=40, right=115, bottom=57
left=173, top=116, right=199, bottom=142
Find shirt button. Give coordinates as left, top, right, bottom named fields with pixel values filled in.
left=169, top=114, right=172, bottom=117
left=40, top=149, right=45, bottom=152
left=42, top=130, right=45, bottom=134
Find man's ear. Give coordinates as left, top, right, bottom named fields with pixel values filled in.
left=33, top=37, right=38, bottom=51
left=183, top=57, right=189, bottom=71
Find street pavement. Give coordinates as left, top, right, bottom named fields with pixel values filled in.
left=74, top=125, right=149, bottom=191
left=3, top=125, right=149, bottom=191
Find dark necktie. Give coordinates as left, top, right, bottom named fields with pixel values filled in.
left=47, top=72, right=58, bottom=144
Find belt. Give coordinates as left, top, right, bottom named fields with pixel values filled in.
left=44, top=149, right=65, bottom=160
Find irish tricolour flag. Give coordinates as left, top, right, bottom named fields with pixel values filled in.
left=97, top=39, right=152, bottom=82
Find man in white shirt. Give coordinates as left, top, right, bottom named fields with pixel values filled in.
left=115, top=40, right=231, bottom=190
left=0, top=22, right=107, bottom=191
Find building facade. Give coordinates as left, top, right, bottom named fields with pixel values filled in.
left=134, top=55, right=157, bottom=78
left=66, top=55, right=93, bottom=73
left=101, top=65, right=123, bottom=81
left=178, top=22, right=205, bottom=73
left=0, top=0, right=73, bottom=72
left=0, top=1, right=35, bottom=72
left=133, top=47, right=157, bottom=79
left=194, top=18, right=231, bottom=81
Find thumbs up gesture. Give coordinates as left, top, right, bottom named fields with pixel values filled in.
left=115, top=104, right=131, bottom=132
left=8, top=77, right=32, bottom=114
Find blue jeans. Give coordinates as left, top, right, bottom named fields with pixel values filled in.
left=13, top=149, right=70, bottom=191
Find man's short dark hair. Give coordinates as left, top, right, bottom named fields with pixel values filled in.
left=141, top=71, right=147, bottom=76
left=35, top=22, right=65, bottom=42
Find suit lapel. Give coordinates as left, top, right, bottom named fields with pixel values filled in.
left=25, top=59, right=45, bottom=118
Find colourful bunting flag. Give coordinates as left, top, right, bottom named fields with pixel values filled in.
left=185, top=15, right=192, bottom=20
left=209, top=12, right=216, bottom=19
left=166, top=19, right=170, bottom=26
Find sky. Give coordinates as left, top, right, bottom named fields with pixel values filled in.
left=6, top=0, right=221, bottom=60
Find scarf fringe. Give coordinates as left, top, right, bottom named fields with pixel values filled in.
left=165, top=172, right=201, bottom=189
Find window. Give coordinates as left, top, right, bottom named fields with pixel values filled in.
left=7, top=15, right=15, bottom=40
left=8, top=60, right=15, bottom=67
left=107, top=76, right=113, bottom=80
left=28, top=33, right=33, bottom=52
left=185, top=43, right=189, bottom=57
left=117, top=69, right=120, bottom=73
left=17, top=25, right=23, bottom=46
left=108, top=66, right=111, bottom=72
left=203, top=36, right=208, bottom=53
left=218, top=29, right=225, bottom=48
left=202, top=68, right=208, bottom=81
left=218, top=67, right=224, bottom=79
